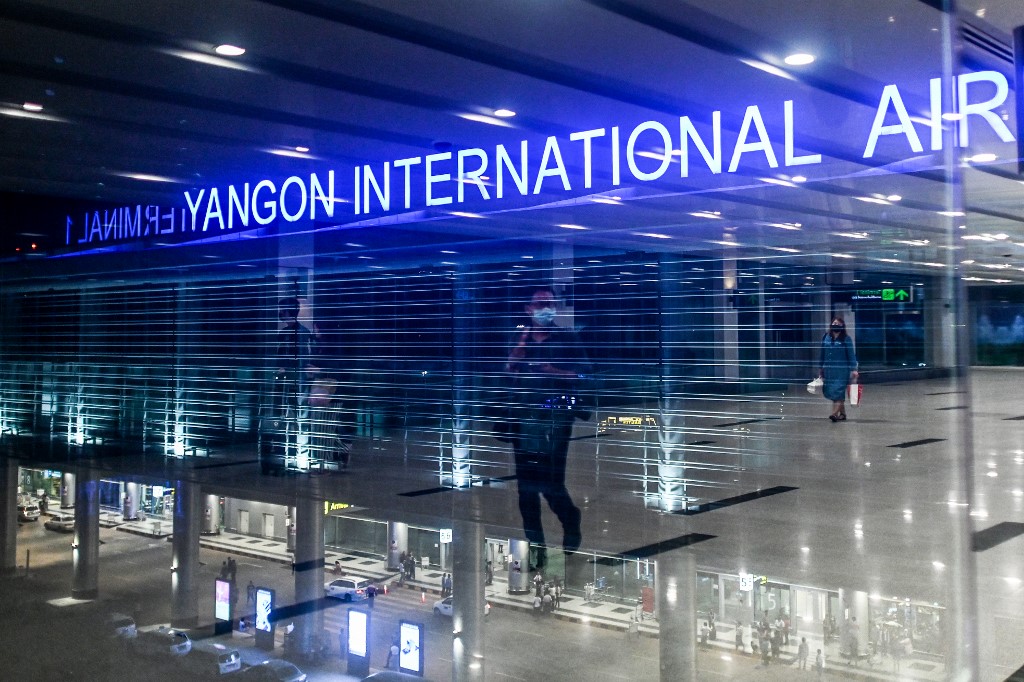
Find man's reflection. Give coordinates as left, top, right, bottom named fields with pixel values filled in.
left=506, top=288, right=591, bottom=568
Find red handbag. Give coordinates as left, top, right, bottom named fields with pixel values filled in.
left=846, top=383, right=863, bottom=406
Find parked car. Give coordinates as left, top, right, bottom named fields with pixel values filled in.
left=432, top=596, right=490, bottom=617
left=107, top=613, right=137, bottom=640
left=181, top=642, right=242, bottom=676
left=44, top=512, right=75, bottom=532
left=324, top=577, right=372, bottom=601
left=17, top=504, right=40, bottom=522
left=133, top=627, right=192, bottom=656
left=239, top=659, right=307, bottom=682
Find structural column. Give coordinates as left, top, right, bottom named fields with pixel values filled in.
left=506, top=539, right=530, bottom=594
left=0, top=458, right=18, bottom=576
left=452, top=520, right=486, bottom=681
left=123, top=481, right=140, bottom=520
left=202, top=494, right=220, bottom=535
left=294, top=496, right=325, bottom=657
left=60, top=472, right=75, bottom=509
left=72, top=469, right=100, bottom=599
left=656, top=545, right=697, bottom=681
left=387, top=521, right=408, bottom=570
left=171, top=481, right=201, bottom=628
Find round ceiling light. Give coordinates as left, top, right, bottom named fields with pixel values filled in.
left=783, top=53, right=815, bottom=66
left=493, top=108, right=516, bottom=118
left=22, top=102, right=43, bottom=112
left=215, top=44, right=246, bottom=57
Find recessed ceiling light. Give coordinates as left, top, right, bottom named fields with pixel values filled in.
left=215, top=44, right=245, bottom=56
left=886, top=194, right=902, bottom=201
left=22, top=102, right=43, bottom=112
left=791, top=175, right=807, bottom=183
left=784, top=53, right=815, bottom=66
left=557, top=224, right=589, bottom=230
left=449, top=211, right=484, bottom=218
left=294, top=146, right=309, bottom=153
left=493, top=108, right=516, bottom=118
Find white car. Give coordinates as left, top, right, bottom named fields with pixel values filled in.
left=432, top=596, right=490, bottom=617
left=17, top=504, right=40, bottom=521
left=44, top=512, right=75, bottom=532
left=324, top=577, right=372, bottom=601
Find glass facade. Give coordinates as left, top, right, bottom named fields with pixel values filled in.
left=2, top=1, right=1024, bottom=680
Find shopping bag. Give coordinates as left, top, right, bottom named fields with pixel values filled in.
left=806, top=377, right=823, bottom=394
left=846, top=383, right=862, bottom=406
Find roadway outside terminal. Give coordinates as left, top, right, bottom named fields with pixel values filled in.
left=8, top=514, right=940, bottom=681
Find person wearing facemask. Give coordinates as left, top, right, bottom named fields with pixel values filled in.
left=505, top=287, right=592, bottom=568
left=819, top=316, right=859, bottom=422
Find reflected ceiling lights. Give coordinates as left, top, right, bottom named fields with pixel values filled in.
left=556, top=223, right=589, bottom=230
left=492, top=108, right=516, bottom=118
left=215, top=44, right=246, bottom=56
left=967, top=152, right=997, bottom=163
left=22, top=102, right=43, bottom=112
left=457, top=112, right=513, bottom=127
left=783, top=53, right=815, bottom=66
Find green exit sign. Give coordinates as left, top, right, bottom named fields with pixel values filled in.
left=853, top=287, right=913, bottom=303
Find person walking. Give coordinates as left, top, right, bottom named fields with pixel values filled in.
left=367, top=583, right=376, bottom=609
left=797, top=636, right=809, bottom=670
left=815, top=649, right=824, bottom=679
left=818, top=316, right=858, bottom=422
left=246, top=580, right=256, bottom=606
left=734, top=621, right=743, bottom=651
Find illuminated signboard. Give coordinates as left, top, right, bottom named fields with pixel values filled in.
left=255, top=588, right=273, bottom=633
left=851, top=287, right=913, bottom=303
left=182, top=70, right=1012, bottom=228
left=398, top=620, right=424, bottom=676
left=439, top=528, right=452, bottom=543
left=347, top=609, right=368, bottom=658
left=215, top=579, right=231, bottom=621
left=324, top=501, right=353, bottom=514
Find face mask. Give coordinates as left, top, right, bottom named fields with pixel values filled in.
left=532, top=308, right=556, bottom=325
left=831, top=325, right=843, bottom=333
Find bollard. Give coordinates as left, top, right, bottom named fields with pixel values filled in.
left=421, top=589, right=426, bottom=604
left=25, top=549, right=30, bottom=577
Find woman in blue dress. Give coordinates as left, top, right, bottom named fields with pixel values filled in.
left=819, top=316, right=859, bottom=422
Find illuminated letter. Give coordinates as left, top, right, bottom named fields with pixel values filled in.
left=252, top=180, right=277, bottom=225
left=228, top=183, right=250, bottom=230
left=394, top=157, right=422, bottom=209
left=362, top=163, right=390, bottom=213
left=863, top=84, right=922, bottom=158
left=426, top=153, right=452, bottom=206
left=184, top=189, right=205, bottom=231
left=458, top=149, right=490, bottom=202
left=729, top=105, right=778, bottom=172
left=784, top=101, right=821, bottom=167
left=354, top=167, right=361, bottom=214
left=570, top=128, right=605, bottom=189
left=627, top=120, right=672, bottom=181
left=958, top=70, right=1014, bottom=146
left=203, top=188, right=224, bottom=232
left=533, top=136, right=570, bottom=194
left=280, top=176, right=308, bottom=222
left=680, top=113, right=721, bottom=177
left=611, top=126, right=621, bottom=185
left=124, top=205, right=141, bottom=238
left=930, top=77, right=944, bottom=151
left=309, top=171, right=335, bottom=220
left=496, top=142, right=528, bottom=199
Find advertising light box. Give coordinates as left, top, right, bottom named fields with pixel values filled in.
left=347, top=609, right=368, bottom=658
left=215, top=578, right=231, bottom=621
left=255, top=588, right=273, bottom=633
left=398, top=620, right=424, bottom=676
